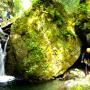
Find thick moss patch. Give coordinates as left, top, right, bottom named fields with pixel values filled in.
left=7, top=1, right=81, bottom=80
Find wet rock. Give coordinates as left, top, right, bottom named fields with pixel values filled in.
left=63, top=68, right=85, bottom=80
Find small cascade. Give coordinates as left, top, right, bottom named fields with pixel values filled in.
left=4, top=36, right=9, bottom=53
left=0, top=43, right=5, bottom=75
left=0, top=27, right=15, bottom=83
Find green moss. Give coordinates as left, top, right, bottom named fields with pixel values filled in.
left=9, top=1, right=81, bottom=80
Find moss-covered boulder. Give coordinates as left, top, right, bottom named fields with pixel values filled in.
left=7, top=0, right=81, bottom=80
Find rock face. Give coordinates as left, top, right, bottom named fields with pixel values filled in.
left=87, top=34, right=90, bottom=46
left=6, top=1, right=81, bottom=80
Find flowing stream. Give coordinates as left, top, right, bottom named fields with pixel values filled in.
left=0, top=27, right=15, bottom=83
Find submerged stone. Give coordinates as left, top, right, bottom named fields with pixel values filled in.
left=6, top=0, right=81, bottom=80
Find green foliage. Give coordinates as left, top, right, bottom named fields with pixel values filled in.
left=79, top=4, right=87, bottom=14
left=32, top=0, right=39, bottom=4
left=60, top=0, right=80, bottom=14
left=13, top=0, right=22, bottom=15
left=0, top=0, right=31, bottom=17
left=32, top=0, right=52, bottom=5
left=74, top=0, right=90, bottom=34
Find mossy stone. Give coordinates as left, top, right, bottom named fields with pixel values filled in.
left=7, top=1, right=81, bottom=80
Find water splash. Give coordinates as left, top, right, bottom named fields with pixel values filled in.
left=0, top=76, right=15, bottom=83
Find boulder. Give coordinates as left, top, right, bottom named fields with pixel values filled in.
left=63, top=68, right=85, bottom=80
left=6, top=0, right=81, bottom=80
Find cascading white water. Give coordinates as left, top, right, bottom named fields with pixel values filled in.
left=0, top=36, right=9, bottom=76
left=4, top=36, right=9, bottom=53
left=0, top=43, right=5, bottom=75
left=0, top=27, right=15, bottom=83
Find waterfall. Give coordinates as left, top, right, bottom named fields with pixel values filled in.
left=0, top=43, right=5, bottom=75
left=0, top=27, right=9, bottom=76
left=4, top=36, right=9, bottom=53
left=0, top=36, right=10, bottom=76
left=0, top=27, right=15, bottom=83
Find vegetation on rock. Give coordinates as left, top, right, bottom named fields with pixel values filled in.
left=6, top=0, right=81, bottom=80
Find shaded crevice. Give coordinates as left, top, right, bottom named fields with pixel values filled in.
left=75, top=19, right=90, bottom=52
left=70, top=21, right=90, bottom=69
left=1, top=23, right=12, bottom=35
left=80, top=0, right=86, bottom=3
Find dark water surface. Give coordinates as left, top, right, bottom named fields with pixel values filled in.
left=0, top=80, right=63, bottom=90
